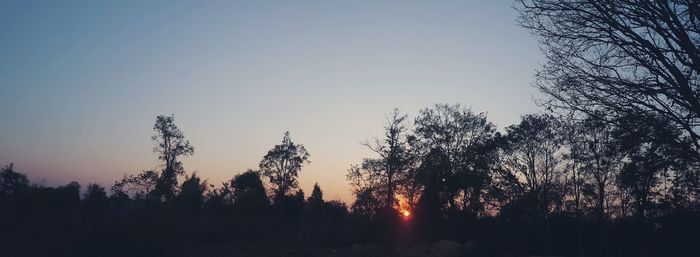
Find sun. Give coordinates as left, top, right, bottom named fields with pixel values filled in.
left=396, top=195, right=412, bottom=219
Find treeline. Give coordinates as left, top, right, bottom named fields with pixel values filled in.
left=346, top=104, right=699, bottom=255
left=0, top=116, right=358, bottom=257
left=350, top=104, right=700, bottom=222
left=1, top=105, right=698, bottom=256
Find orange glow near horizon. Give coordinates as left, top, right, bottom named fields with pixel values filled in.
left=397, top=195, right=412, bottom=220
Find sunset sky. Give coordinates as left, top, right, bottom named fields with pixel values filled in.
left=0, top=0, right=542, bottom=203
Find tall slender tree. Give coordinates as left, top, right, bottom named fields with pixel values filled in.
left=152, top=114, right=194, bottom=202
left=578, top=115, right=623, bottom=220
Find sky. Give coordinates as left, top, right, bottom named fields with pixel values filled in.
left=0, top=0, right=543, bottom=203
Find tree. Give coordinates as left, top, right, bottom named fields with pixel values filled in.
left=414, top=148, right=451, bottom=230
left=496, top=114, right=566, bottom=218
left=347, top=164, right=383, bottom=217
left=57, top=181, right=82, bottom=208
left=350, top=187, right=381, bottom=218
left=83, top=183, right=108, bottom=210
left=353, top=109, right=415, bottom=209
left=613, top=113, right=689, bottom=218
left=518, top=0, right=700, bottom=154
left=151, top=114, right=194, bottom=202
left=560, top=118, right=586, bottom=216
left=397, top=162, right=423, bottom=212
left=231, top=170, right=269, bottom=211
left=177, top=173, right=207, bottom=211
left=0, top=163, right=29, bottom=196
left=111, top=170, right=159, bottom=200
left=308, top=182, right=324, bottom=207
left=414, top=104, right=498, bottom=214
left=259, top=131, right=310, bottom=198
left=577, top=115, right=623, bottom=219
left=457, top=134, right=501, bottom=215
left=204, top=180, right=234, bottom=210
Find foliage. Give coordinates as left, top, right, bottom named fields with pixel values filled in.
left=176, top=172, right=207, bottom=211
left=0, top=163, right=30, bottom=195
left=260, top=131, right=310, bottom=198
left=349, top=109, right=416, bottom=209
left=231, top=169, right=270, bottom=211
left=152, top=114, right=194, bottom=201
left=84, top=183, right=108, bottom=209
left=414, top=104, right=499, bottom=214
left=308, top=182, right=324, bottom=207
left=111, top=170, right=159, bottom=200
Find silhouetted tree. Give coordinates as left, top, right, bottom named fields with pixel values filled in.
left=83, top=183, right=108, bottom=210
left=576, top=115, right=623, bottom=220
left=518, top=0, right=700, bottom=155
left=111, top=170, right=159, bottom=200
left=57, top=181, right=81, bottom=209
left=303, top=186, right=351, bottom=246
left=204, top=180, right=234, bottom=210
left=496, top=114, right=566, bottom=219
left=0, top=163, right=29, bottom=196
left=308, top=182, right=324, bottom=208
left=613, top=113, right=691, bottom=218
left=397, top=163, right=422, bottom=212
left=347, top=162, right=386, bottom=218
left=176, top=172, right=207, bottom=211
left=458, top=133, right=501, bottom=216
left=559, top=117, right=585, bottom=216
left=414, top=148, right=451, bottom=240
left=260, top=131, right=310, bottom=198
left=414, top=104, right=498, bottom=214
left=295, top=188, right=305, bottom=202
left=316, top=200, right=351, bottom=245
left=231, top=170, right=269, bottom=211
left=152, top=114, right=194, bottom=202
left=351, top=109, right=415, bottom=209
left=350, top=187, right=381, bottom=218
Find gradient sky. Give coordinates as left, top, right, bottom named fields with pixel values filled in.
left=0, top=0, right=542, bottom=203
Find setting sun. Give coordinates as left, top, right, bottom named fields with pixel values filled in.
left=402, top=210, right=411, bottom=217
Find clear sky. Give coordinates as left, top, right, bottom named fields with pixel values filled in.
left=0, top=0, right=542, bottom=203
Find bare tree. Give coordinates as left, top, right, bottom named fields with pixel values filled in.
left=561, top=117, right=586, bottom=215
left=518, top=0, right=700, bottom=154
left=354, top=109, right=415, bottom=208
left=578, top=115, right=623, bottom=219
